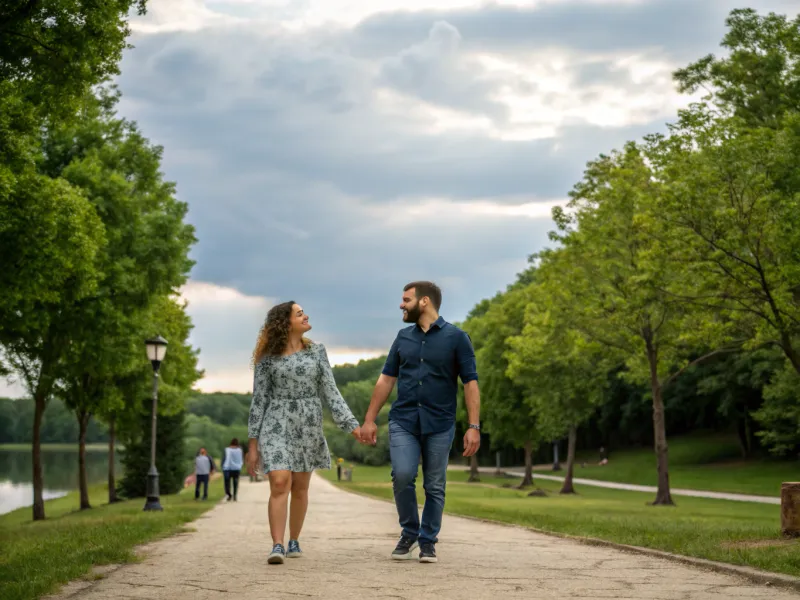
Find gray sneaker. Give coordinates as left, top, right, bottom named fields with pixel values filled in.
left=391, top=535, right=418, bottom=560
left=268, top=543, right=286, bottom=564
left=287, top=539, right=303, bottom=558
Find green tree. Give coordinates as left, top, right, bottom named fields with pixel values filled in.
left=463, top=270, right=540, bottom=489
left=507, top=286, right=608, bottom=494
left=674, top=9, right=800, bottom=129
left=118, top=404, right=188, bottom=498
left=1, top=0, right=151, bottom=521
left=37, top=87, right=196, bottom=510
left=752, top=365, right=800, bottom=456
left=647, top=112, right=800, bottom=374
left=1, top=0, right=149, bottom=371
left=547, top=144, right=726, bottom=505
left=2, top=199, right=103, bottom=519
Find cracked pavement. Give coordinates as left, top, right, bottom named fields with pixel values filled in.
left=47, top=474, right=798, bottom=599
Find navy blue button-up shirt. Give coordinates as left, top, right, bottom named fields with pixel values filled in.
left=383, top=316, right=478, bottom=436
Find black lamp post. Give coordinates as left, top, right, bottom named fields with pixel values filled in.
left=143, top=335, right=168, bottom=512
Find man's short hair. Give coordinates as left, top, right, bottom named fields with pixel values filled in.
left=404, top=281, right=442, bottom=311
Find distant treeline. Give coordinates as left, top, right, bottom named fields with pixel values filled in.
left=2, top=346, right=775, bottom=469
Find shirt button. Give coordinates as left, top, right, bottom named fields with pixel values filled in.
left=419, top=381, right=422, bottom=385
left=421, top=358, right=424, bottom=362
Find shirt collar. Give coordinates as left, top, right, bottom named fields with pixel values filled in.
left=415, top=315, right=447, bottom=332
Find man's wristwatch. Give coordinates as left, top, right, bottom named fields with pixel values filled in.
left=468, top=423, right=480, bottom=431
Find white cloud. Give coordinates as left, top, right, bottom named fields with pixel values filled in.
left=112, top=0, right=790, bottom=393
left=179, top=281, right=274, bottom=390
left=130, top=0, right=244, bottom=33
left=0, top=377, right=26, bottom=399
left=180, top=281, right=388, bottom=392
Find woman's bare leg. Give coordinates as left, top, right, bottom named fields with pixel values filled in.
left=289, top=472, right=313, bottom=540
left=268, top=470, right=292, bottom=545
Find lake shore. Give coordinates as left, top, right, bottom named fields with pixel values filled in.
left=0, top=445, right=123, bottom=516
left=0, top=443, right=120, bottom=451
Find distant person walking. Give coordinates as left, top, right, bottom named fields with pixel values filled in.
left=247, top=301, right=362, bottom=565
left=222, top=438, right=244, bottom=501
left=194, top=447, right=215, bottom=500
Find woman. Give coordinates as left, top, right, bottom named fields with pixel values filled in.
left=222, top=438, right=244, bottom=501
left=247, top=301, right=361, bottom=565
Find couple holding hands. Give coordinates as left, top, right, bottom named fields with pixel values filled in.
left=246, top=281, right=481, bottom=565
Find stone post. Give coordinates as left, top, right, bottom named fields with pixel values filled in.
left=781, top=482, right=800, bottom=537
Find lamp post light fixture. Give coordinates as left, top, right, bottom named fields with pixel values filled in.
left=143, top=335, right=168, bottom=512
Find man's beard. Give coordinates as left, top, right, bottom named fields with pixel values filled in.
left=403, top=304, right=422, bottom=323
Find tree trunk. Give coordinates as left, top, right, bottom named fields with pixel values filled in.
left=560, top=425, right=578, bottom=494
left=780, top=334, right=800, bottom=376
left=467, top=453, right=480, bottom=482
left=743, top=411, right=753, bottom=457
left=646, top=340, right=674, bottom=506
left=78, top=410, right=91, bottom=510
left=737, top=416, right=750, bottom=459
left=518, top=439, right=534, bottom=489
left=32, top=388, right=46, bottom=521
left=108, top=415, right=118, bottom=503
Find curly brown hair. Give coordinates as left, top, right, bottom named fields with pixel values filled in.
left=251, top=301, right=311, bottom=366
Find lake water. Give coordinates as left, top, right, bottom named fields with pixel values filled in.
left=0, top=447, right=122, bottom=515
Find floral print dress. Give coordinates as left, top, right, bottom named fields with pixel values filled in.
left=248, top=342, right=359, bottom=474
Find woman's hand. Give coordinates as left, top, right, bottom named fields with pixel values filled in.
left=351, top=426, right=362, bottom=441
left=246, top=442, right=259, bottom=477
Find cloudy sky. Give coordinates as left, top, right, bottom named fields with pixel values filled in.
left=3, top=0, right=798, bottom=398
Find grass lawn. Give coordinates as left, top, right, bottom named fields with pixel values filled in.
left=528, top=433, right=799, bottom=498
left=0, top=479, right=224, bottom=600
left=320, top=464, right=800, bottom=578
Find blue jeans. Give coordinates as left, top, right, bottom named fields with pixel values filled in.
left=389, top=420, right=455, bottom=545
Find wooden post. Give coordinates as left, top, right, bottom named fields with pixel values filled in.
left=781, top=483, right=800, bottom=537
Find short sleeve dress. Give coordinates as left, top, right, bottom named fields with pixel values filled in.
left=247, top=342, right=359, bottom=474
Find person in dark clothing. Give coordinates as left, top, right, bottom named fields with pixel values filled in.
left=194, top=447, right=215, bottom=500
left=360, top=281, right=481, bottom=564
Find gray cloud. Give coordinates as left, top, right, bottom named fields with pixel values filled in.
left=349, top=0, right=798, bottom=61
left=114, top=0, right=782, bottom=358
left=379, top=20, right=508, bottom=121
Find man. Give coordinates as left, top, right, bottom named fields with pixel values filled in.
left=194, top=447, right=215, bottom=501
left=360, top=281, right=481, bottom=564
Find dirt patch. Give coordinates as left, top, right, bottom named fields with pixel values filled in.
left=722, top=539, right=800, bottom=550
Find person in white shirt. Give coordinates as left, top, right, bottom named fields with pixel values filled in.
left=222, top=438, right=244, bottom=501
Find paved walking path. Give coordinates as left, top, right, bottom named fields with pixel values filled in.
left=449, top=465, right=781, bottom=505
left=51, top=475, right=795, bottom=600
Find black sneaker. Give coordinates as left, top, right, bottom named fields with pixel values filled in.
left=418, top=542, right=437, bottom=563
left=287, top=539, right=303, bottom=558
left=268, top=543, right=286, bottom=564
left=391, top=535, right=418, bottom=560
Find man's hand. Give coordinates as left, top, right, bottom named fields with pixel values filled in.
left=463, top=428, right=480, bottom=457
left=246, top=447, right=258, bottom=477
left=360, top=421, right=378, bottom=446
